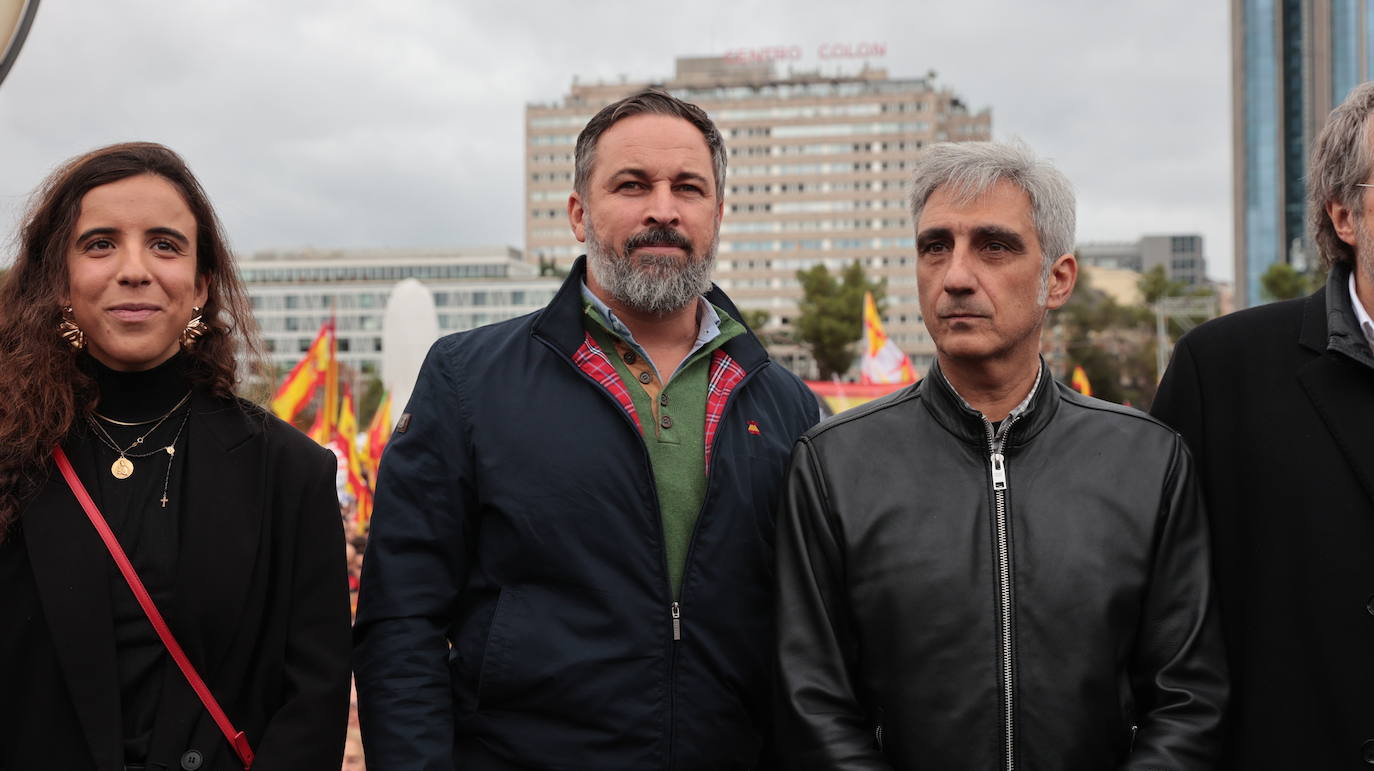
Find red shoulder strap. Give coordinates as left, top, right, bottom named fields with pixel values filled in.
left=52, top=446, right=254, bottom=769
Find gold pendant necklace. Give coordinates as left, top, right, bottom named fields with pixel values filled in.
left=86, top=410, right=190, bottom=507
left=86, top=391, right=191, bottom=479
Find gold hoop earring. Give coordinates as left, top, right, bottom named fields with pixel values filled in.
left=58, top=307, right=85, bottom=350
left=180, top=306, right=210, bottom=349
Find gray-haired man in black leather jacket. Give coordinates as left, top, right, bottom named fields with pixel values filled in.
left=775, top=141, right=1227, bottom=770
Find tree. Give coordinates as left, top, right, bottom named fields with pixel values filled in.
left=1260, top=262, right=1323, bottom=301
left=739, top=308, right=794, bottom=350
left=1050, top=270, right=1156, bottom=406
left=740, top=309, right=770, bottom=332
left=1137, top=265, right=1187, bottom=305
left=358, top=373, right=386, bottom=426
left=538, top=256, right=569, bottom=279
left=794, top=260, right=886, bottom=380
left=1137, top=265, right=1216, bottom=340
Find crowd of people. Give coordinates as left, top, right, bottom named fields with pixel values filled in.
left=1, top=82, right=1371, bottom=771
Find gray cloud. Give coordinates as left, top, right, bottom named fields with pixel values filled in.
left=0, top=0, right=1232, bottom=279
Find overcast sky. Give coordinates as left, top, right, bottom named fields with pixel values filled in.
left=0, top=0, right=1232, bottom=280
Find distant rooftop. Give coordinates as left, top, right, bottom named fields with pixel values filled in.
left=240, top=245, right=523, bottom=263
left=532, top=54, right=937, bottom=110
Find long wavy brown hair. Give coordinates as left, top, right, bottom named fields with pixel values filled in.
left=0, top=142, right=266, bottom=541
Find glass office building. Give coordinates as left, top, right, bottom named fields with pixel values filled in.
left=1078, top=234, right=1210, bottom=289
left=1233, top=0, right=1373, bottom=307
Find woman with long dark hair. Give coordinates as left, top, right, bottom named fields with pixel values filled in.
left=0, top=142, right=351, bottom=770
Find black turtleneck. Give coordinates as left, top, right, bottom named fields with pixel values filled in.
left=71, top=352, right=194, bottom=764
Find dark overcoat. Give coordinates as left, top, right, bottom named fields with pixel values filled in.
left=1151, top=263, right=1374, bottom=769
left=0, top=393, right=352, bottom=771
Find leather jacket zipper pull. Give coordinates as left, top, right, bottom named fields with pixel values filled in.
left=672, top=602, right=682, bottom=641
left=991, top=452, right=1008, bottom=491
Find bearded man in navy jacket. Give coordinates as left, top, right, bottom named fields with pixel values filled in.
left=354, top=89, right=818, bottom=771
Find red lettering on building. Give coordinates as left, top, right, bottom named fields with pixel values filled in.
left=724, top=46, right=804, bottom=64
left=817, top=42, right=887, bottom=59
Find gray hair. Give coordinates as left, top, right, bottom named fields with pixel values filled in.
left=574, top=89, right=727, bottom=200
left=909, top=141, right=1076, bottom=279
left=1308, top=81, right=1374, bottom=269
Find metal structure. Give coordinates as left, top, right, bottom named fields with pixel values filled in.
left=1154, top=296, right=1219, bottom=380
left=0, top=0, right=39, bottom=89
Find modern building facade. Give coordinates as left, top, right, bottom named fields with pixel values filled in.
left=1078, top=234, right=1209, bottom=289
left=526, top=55, right=992, bottom=377
left=1077, top=265, right=1145, bottom=307
left=239, top=246, right=560, bottom=375
left=1232, top=0, right=1374, bottom=307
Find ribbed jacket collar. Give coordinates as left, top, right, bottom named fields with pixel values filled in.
left=1318, top=260, right=1374, bottom=371
left=920, top=356, right=1060, bottom=451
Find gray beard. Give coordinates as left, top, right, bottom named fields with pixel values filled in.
left=584, top=222, right=718, bottom=316
left=1355, top=217, right=1374, bottom=301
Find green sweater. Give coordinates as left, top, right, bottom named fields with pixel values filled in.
left=584, top=304, right=744, bottom=598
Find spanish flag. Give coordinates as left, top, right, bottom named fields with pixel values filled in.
left=859, top=291, right=916, bottom=385
left=318, top=326, right=340, bottom=445
left=363, top=391, right=393, bottom=483
left=337, top=384, right=372, bottom=531
left=1071, top=365, right=1093, bottom=397
left=306, top=403, right=327, bottom=443
left=270, top=320, right=334, bottom=423
left=337, top=384, right=360, bottom=457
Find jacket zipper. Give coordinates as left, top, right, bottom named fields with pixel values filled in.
left=984, top=415, right=1019, bottom=771
left=667, top=362, right=766, bottom=766
left=553, top=333, right=770, bottom=768
left=542, top=335, right=683, bottom=761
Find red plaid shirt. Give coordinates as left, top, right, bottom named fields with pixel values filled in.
left=573, top=331, right=745, bottom=474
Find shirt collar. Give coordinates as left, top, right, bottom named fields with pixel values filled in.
left=580, top=280, right=722, bottom=378
left=1348, top=271, right=1374, bottom=357
left=945, top=359, right=1045, bottom=424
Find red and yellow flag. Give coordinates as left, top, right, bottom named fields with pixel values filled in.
left=338, top=385, right=359, bottom=457
left=859, top=291, right=916, bottom=385
left=317, top=319, right=340, bottom=443
left=270, top=320, right=334, bottom=423
left=1071, top=365, right=1093, bottom=397
left=306, top=402, right=327, bottom=441
left=336, top=385, right=373, bottom=532
left=364, top=392, right=393, bottom=483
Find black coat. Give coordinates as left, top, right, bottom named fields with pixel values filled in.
left=1151, top=263, right=1374, bottom=769
left=0, top=393, right=352, bottom=771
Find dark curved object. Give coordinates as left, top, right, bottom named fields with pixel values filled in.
left=0, top=0, right=40, bottom=90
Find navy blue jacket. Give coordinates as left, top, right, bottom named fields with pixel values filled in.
left=354, top=258, right=818, bottom=770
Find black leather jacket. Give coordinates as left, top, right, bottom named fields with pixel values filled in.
left=775, top=363, right=1227, bottom=770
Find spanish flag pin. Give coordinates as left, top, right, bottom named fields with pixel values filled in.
left=747, top=420, right=761, bottom=435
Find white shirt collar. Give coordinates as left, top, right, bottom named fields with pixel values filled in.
left=1347, top=272, right=1374, bottom=357
left=579, top=281, right=722, bottom=379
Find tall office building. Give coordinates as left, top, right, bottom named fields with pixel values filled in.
left=239, top=246, right=560, bottom=375
left=1078, top=234, right=1210, bottom=288
left=526, top=55, right=991, bottom=377
left=1232, top=0, right=1374, bottom=307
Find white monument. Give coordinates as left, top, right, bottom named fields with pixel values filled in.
left=381, top=278, right=440, bottom=426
